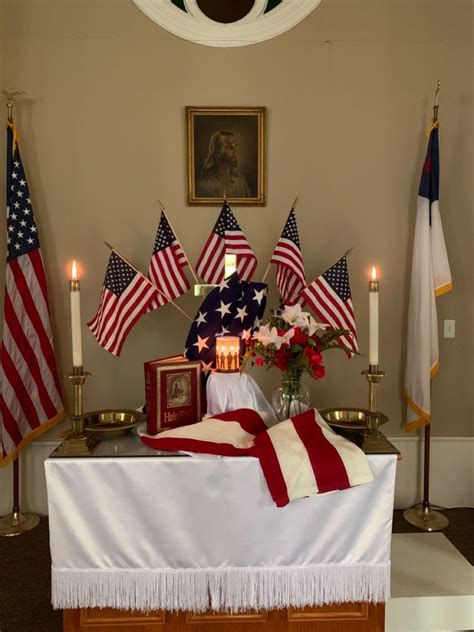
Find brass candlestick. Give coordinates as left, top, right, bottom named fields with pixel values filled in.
left=67, top=365, right=91, bottom=436
left=361, top=365, right=386, bottom=436
left=52, top=366, right=99, bottom=456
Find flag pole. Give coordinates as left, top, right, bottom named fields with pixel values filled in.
left=403, top=82, right=448, bottom=533
left=157, top=200, right=200, bottom=285
left=262, top=197, right=299, bottom=284
left=103, top=242, right=193, bottom=322
left=0, top=92, right=40, bottom=536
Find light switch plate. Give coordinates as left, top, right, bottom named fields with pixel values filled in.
left=444, top=320, right=455, bottom=338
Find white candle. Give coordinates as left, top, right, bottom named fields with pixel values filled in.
left=369, top=266, right=379, bottom=367
left=70, top=260, right=83, bottom=368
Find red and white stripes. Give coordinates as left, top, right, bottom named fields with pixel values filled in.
left=301, top=277, right=358, bottom=355
left=1, top=251, right=63, bottom=464
left=141, top=408, right=373, bottom=507
left=148, top=242, right=190, bottom=309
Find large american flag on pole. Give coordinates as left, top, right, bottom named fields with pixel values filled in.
left=195, top=202, right=257, bottom=284
left=270, top=207, right=305, bottom=304
left=147, top=210, right=190, bottom=311
left=87, top=251, right=159, bottom=356
left=0, top=121, right=64, bottom=467
left=299, top=256, right=358, bottom=357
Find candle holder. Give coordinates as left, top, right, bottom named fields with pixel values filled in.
left=52, top=366, right=99, bottom=456
left=361, top=365, right=386, bottom=437
left=215, top=336, right=240, bottom=373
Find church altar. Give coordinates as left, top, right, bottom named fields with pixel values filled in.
left=45, top=432, right=397, bottom=631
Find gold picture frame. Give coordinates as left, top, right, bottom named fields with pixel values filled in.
left=186, top=106, right=266, bottom=206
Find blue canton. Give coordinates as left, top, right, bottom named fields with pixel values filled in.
left=104, top=252, right=136, bottom=296
left=6, top=126, right=40, bottom=262
left=322, top=256, right=351, bottom=301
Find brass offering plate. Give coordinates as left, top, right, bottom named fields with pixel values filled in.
left=84, top=409, right=145, bottom=438
left=319, top=407, right=388, bottom=432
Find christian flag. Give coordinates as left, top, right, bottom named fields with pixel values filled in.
left=404, top=124, right=452, bottom=431
left=140, top=408, right=373, bottom=507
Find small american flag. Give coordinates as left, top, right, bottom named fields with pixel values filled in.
left=196, top=202, right=257, bottom=284
left=87, top=251, right=159, bottom=356
left=147, top=211, right=190, bottom=310
left=1, top=122, right=64, bottom=467
left=300, top=256, right=358, bottom=356
left=270, top=208, right=305, bottom=304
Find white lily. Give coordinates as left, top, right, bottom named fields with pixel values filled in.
left=307, top=315, right=329, bottom=336
left=281, top=304, right=309, bottom=329
left=253, top=325, right=294, bottom=349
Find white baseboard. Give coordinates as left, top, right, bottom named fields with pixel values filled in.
left=1, top=429, right=473, bottom=516
left=388, top=436, right=474, bottom=510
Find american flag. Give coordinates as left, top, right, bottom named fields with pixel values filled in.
left=0, top=122, right=64, bottom=467
left=87, top=251, right=159, bottom=356
left=300, top=256, right=358, bottom=356
left=147, top=211, right=190, bottom=311
left=270, top=208, right=306, bottom=304
left=185, top=272, right=267, bottom=373
left=195, top=202, right=257, bottom=284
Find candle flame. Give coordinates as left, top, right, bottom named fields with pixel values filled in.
left=71, top=260, right=78, bottom=281
left=370, top=266, right=378, bottom=281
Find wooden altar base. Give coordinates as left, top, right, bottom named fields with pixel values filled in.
left=64, top=603, right=385, bottom=632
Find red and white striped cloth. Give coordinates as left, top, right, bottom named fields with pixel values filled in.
left=140, top=408, right=373, bottom=507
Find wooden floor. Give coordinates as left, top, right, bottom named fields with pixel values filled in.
left=64, top=603, right=385, bottom=632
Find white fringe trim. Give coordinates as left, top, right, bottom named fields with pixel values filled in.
left=52, top=563, right=390, bottom=612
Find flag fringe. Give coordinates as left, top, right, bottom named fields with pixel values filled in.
left=0, top=409, right=65, bottom=468
left=52, top=563, right=390, bottom=612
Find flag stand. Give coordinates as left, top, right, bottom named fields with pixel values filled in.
left=0, top=458, right=40, bottom=536
left=403, top=81, right=448, bottom=533
left=403, top=424, right=449, bottom=531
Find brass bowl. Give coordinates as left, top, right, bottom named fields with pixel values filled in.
left=84, top=409, right=145, bottom=438
left=319, top=407, right=389, bottom=432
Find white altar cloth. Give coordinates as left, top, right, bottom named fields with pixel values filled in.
left=45, top=452, right=396, bottom=612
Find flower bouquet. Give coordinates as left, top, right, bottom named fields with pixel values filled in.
left=242, top=304, right=353, bottom=421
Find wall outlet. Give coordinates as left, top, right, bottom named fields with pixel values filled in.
left=444, top=320, right=455, bottom=338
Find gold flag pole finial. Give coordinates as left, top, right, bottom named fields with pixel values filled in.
left=433, top=80, right=440, bottom=122
left=0, top=89, right=25, bottom=122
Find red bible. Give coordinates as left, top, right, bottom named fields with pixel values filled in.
left=144, top=355, right=202, bottom=435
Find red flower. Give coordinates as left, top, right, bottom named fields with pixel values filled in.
left=291, top=327, right=308, bottom=346
left=274, top=349, right=291, bottom=371
left=312, top=363, right=326, bottom=379
left=255, top=357, right=264, bottom=366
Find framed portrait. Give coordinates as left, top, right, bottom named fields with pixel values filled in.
left=186, top=106, right=266, bottom=206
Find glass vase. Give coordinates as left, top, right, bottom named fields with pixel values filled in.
left=272, top=373, right=310, bottom=422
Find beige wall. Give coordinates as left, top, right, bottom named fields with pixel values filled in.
left=0, top=0, right=472, bottom=436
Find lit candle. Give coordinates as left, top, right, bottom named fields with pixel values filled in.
left=369, top=266, right=379, bottom=367
left=224, top=253, right=237, bottom=278
left=70, top=261, right=83, bottom=368
left=215, top=336, right=240, bottom=373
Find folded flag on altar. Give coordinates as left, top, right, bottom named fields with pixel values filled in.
left=270, top=207, right=306, bottom=305
left=140, top=408, right=373, bottom=507
left=184, top=272, right=267, bottom=373
left=87, top=251, right=159, bottom=356
left=147, top=210, right=190, bottom=311
left=299, top=256, right=358, bottom=357
left=196, top=201, right=257, bottom=284
left=404, top=124, right=452, bottom=431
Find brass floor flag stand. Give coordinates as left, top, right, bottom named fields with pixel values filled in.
left=0, top=458, right=40, bottom=537
left=403, top=81, right=448, bottom=533
left=403, top=424, right=448, bottom=532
